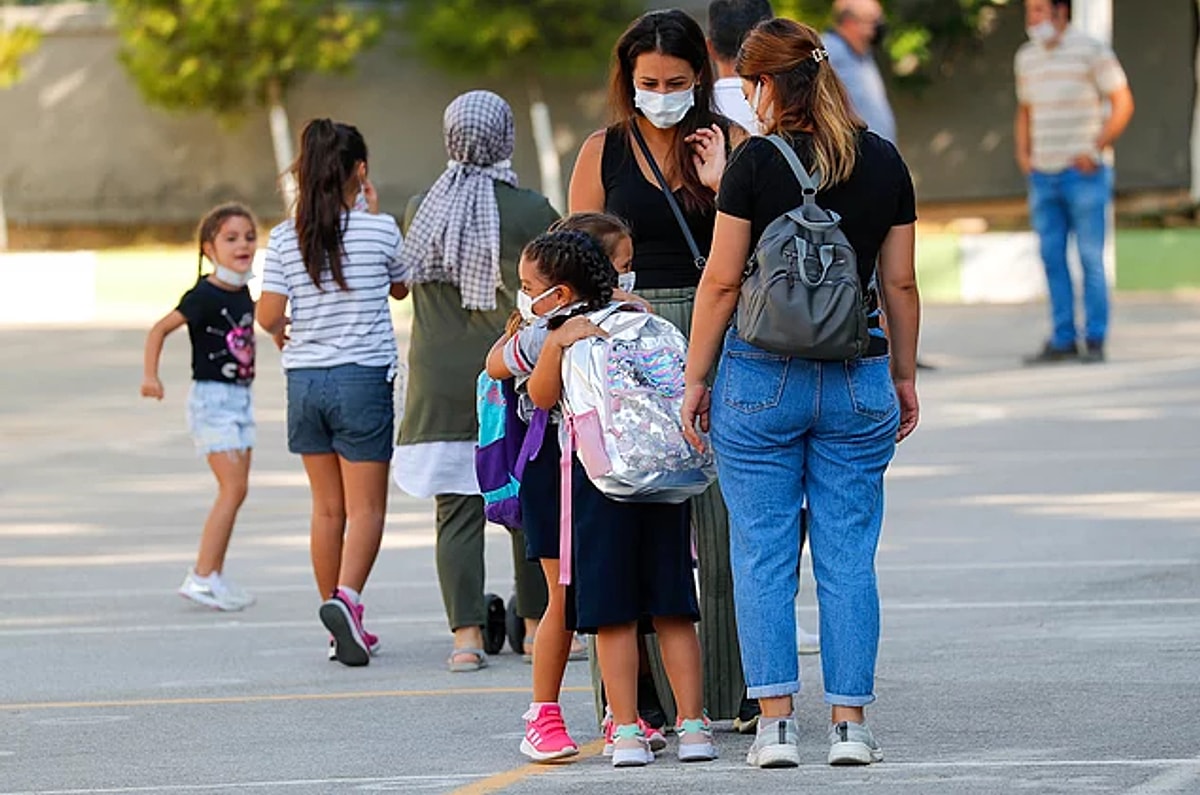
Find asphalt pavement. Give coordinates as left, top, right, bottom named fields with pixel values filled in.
left=1, top=297, right=1198, bottom=794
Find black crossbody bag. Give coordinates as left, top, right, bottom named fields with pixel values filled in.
left=629, top=123, right=706, bottom=271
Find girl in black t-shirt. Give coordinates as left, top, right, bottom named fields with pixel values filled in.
left=141, top=203, right=259, bottom=612
left=682, top=18, right=920, bottom=769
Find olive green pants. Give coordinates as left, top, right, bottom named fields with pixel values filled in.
left=588, top=287, right=746, bottom=724
left=435, top=494, right=548, bottom=630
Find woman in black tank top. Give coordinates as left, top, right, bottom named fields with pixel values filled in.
left=566, top=9, right=750, bottom=728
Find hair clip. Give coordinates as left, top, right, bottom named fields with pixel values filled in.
left=812, top=48, right=829, bottom=63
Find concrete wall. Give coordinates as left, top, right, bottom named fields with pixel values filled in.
left=0, top=1, right=1194, bottom=227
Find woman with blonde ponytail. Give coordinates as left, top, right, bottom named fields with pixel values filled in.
left=681, top=17, right=920, bottom=768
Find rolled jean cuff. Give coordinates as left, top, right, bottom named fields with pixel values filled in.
left=746, top=679, right=801, bottom=700
left=824, top=691, right=876, bottom=707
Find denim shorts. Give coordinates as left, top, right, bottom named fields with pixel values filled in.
left=186, top=381, right=255, bottom=455
left=286, top=364, right=394, bottom=463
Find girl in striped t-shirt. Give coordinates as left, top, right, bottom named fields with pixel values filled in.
left=258, top=118, right=410, bottom=666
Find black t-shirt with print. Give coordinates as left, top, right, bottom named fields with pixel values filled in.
left=176, top=277, right=256, bottom=385
left=717, top=130, right=917, bottom=289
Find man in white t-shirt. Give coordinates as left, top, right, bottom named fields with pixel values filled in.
left=1015, top=0, right=1134, bottom=365
left=706, top=0, right=774, bottom=134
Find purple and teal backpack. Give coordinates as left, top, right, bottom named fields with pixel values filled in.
left=474, top=371, right=548, bottom=529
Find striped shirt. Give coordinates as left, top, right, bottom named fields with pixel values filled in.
left=261, top=211, right=407, bottom=371
left=1015, top=27, right=1128, bottom=173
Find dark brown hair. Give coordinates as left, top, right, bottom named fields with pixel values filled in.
left=548, top=212, right=632, bottom=262
left=292, top=118, right=368, bottom=291
left=522, top=230, right=616, bottom=329
left=609, top=9, right=721, bottom=214
left=737, top=18, right=863, bottom=186
left=195, top=202, right=256, bottom=277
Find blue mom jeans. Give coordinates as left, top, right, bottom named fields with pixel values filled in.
left=710, top=330, right=898, bottom=706
left=1028, top=165, right=1113, bottom=349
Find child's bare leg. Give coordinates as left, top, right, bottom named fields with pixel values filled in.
left=595, top=622, right=640, bottom=725
left=335, top=458, right=388, bottom=592
left=195, top=449, right=251, bottom=576
left=302, top=453, right=346, bottom=597
left=653, top=615, right=704, bottom=719
left=532, top=559, right=572, bottom=703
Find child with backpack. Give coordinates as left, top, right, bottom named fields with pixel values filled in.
left=486, top=229, right=716, bottom=768
left=141, top=203, right=259, bottom=611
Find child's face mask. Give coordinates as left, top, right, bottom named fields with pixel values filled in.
left=517, top=285, right=562, bottom=323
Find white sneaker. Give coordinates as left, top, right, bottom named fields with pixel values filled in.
left=212, top=573, right=255, bottom=609
left=746, top=717, right=800, bottom=768
left=610, top=724, right=654, bottom=768
left=177, top=570, right=252, bottom=611
left=828, top=720, right=883, bottom=765
left=797, top=625, right=820, bottom=655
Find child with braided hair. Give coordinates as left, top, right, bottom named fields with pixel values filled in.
left=487, top=230, right=715, bottom=768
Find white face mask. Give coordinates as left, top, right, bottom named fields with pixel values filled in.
left=517, top=285, right=561, bottom=323
left=1026, top=21, right=1058, bottom=45
left=617, top=271, right=636, bottom=293
left=634, top=86, right=695, bottom=129
left=750, top=81, right=773, bottom=134
left=214, top=264, right=252, bottom=288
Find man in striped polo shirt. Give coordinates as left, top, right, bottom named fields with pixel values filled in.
left=1015, top=0, right=1134, bottom=365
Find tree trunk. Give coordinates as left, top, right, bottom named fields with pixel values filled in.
left=1193, top=0, right=1200, bottom=202
left=266, top=78, right=298, bottom=215
left=527, top=81, right=564, bottom=213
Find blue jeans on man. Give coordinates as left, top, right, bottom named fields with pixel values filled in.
left=1028, top=165, right=1113, bottom=352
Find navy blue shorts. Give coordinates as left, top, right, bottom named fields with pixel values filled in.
left=285, top=364, right=393, bottom=463
left=566, top=458, right=699, bottom=634
left=520, top=425, right=562, bottom=561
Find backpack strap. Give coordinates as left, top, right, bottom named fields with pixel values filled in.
left=765, top=134, right=822, bottom=205
left=559, top=417, right=575, bottom=586
left=630, top=123, right=707, bottom=271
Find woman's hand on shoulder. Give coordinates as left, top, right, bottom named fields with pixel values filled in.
left=686, top=124, right=727, bottom=193
left=612, top=289, right=653, bottom=313
left=549, top=316, right=607, bottom=349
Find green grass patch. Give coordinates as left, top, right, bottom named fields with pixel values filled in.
left=1115, top=229, right=1200, bottom=291
left=916, top=232, right=961, bottom=303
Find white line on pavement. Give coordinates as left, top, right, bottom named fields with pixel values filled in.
left=2, top=559, right=1193, bottom=602
left=1, top=598, right=1197, bottom=639
left=5, top=758, right=1200, bottom=794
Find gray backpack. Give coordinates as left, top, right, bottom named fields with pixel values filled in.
left=736, top=135, right=869, bottom=361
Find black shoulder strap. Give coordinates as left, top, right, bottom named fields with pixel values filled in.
left=629, top=123, right=706, bottom=271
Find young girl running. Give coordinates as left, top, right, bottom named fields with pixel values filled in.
left=142, top=203, right=259, bottom=611
left=257, top=118, right=409, bottom=666
left=487, top=229, right=716, bottom=767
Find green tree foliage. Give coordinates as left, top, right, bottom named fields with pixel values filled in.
left=402, top=0, right=643, bottom=81
left=109, top=0, right=383, bottom=118
left=775, top=0, right=1010, bottom=85
left=0, top=23, right=39, bottom=89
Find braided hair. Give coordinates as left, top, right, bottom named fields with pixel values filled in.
left=521, top=230, right=617, bottom=330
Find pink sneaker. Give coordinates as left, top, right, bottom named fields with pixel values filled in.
left=602, top=708, right=666, bottom=755
left=318, top=589, right=370, bottom=667
left=519, top=703, right=579, bottom=762
left=353, top=602, right=380, bottom=654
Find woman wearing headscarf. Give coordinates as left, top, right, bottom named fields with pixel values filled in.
left=393, top=90, right=560, bottom=672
